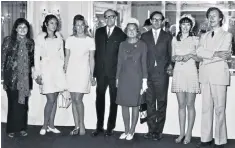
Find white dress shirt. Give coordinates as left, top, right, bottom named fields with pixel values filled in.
left=152, top=28, right=161, bottom=44
left=106, top=26, right=115, bottom=37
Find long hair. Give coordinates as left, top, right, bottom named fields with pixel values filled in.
left=176, top=17, right=195, bottom=41
left=10, top=18, right=31, bottom=45
left=41, top=14, right=59, bottom=39
left=72, top=14, right=91, bottom=37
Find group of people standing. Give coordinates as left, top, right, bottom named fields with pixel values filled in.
left=1, top=6, right=232, bottom=148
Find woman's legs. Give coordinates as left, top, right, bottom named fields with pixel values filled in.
left=121, top=106, right=130, bottom=134
left=184, top=92, right=196, bottom=144
left=70, top=92, right=80, bottom=130
left=73, top=92, right=85, bottom=135
left=129, top=106, right=139, bottom=135
left=175, top=92, right=187, bottom=142
left=42, top=93, right=58, bottom=129
left=48, top=92, right=59, bottom=128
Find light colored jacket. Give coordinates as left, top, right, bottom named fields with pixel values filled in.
left=197, top=27, right=232, bottom=85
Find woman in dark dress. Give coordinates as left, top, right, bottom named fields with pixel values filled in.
left=116, top=18, right=148, bottom=140
left=1, top=18, right=34, bottom=138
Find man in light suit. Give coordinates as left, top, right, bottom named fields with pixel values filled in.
left=196, top=7, right=232, bottom=148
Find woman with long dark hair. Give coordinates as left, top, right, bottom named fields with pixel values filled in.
left=33, top=14, right=66, bottom=135
left=1, top=18, right=34, bottom=138
left=171, top=14, right=202, bottom=144
left=64, top=14, right=95, bottom=136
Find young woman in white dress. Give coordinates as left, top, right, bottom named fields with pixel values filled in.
left=64, top=15, right=95, bottom=136
left=34, top=14, right=66, bottom=135
left=171, top=14, right=202, bottom=144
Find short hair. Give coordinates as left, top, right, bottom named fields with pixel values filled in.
left=206, top=7, right=224, bottom=26
left=124, top=23, right=140, bottom=38
left=143, top=18, right=151, bottom=26
left=150, top=11, right=165, bottom=21
left=104, top=9, right=118, bottom=17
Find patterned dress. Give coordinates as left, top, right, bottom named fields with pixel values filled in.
left=171, top=36, right=200, bottom=93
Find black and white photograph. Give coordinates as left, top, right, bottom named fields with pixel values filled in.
left=1, top=1, right=235, bottom=148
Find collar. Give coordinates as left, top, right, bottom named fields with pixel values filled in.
left=152, top=28, right=161, bottom=34
left=106, top=25, right=115, bottom=32
left=211, top=27, right=222, bottom=33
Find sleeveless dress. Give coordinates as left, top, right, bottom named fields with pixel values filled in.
left=65, top=36, right=95, bottom=93
left=171, top=36, right=200, bottom=93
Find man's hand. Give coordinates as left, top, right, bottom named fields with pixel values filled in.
left=214, top=51, right=231, bottom=60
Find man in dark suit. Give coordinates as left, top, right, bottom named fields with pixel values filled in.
left=92, top=9, right=126, bottom=137
left=141, top=11, right=172, bottom=141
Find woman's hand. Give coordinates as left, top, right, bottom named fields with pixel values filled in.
left=63, top=64, right=67, bottom=73
left=142, top=79, right=148, bottom=93
left=175, top=55, right=184, bottom=62
left=116, top=79, right=118, bottom=87
left=182, top=54, right=192, bottom=62
left=35, top=75, right=43, bottom=85
left=90, top=76, right=96, bottom=86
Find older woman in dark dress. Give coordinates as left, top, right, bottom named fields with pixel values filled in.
left=116, top=18, right=148, bottom=140
left=1, top=18, right=34, bottom=138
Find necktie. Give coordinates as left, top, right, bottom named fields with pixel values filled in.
left=154, top=31, right=158, bottom=44
left=107, top=27, right=111, bottom=38
left=211, top=31, right=214, bottom=37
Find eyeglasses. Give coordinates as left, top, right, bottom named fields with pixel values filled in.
left=104, top=15, right=116, bottom=19
left=151, top=18, right=162, bottom=22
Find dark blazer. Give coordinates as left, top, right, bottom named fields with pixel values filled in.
left=141, top=29, right=172, bottom=80
left=94, top=26, right=127, bottom=78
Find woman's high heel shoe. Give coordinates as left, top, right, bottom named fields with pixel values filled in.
left=183, top=136, right=191, bottom=144
left=70, top=128, right=79, bottom=136
left=119, top=133, right=128, bottom=139
left=126, top=133, right=135, bottom=140
left=40, top=128, right=47, bottom=135
left=175, top=136, right=185, bottom=143
left=47, top=126, right=61, bottom=134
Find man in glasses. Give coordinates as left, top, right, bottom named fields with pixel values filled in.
left=92, top=9, right=126, bottom=137
left=141, top=11, right=172, bottom=141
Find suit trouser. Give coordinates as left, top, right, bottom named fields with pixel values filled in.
left=95, top=75, right=118, bottom=131
left=6, top=89, right=29, bottom=133
left=146, top=75, right=169, bottom=133
left=201, top=83, right=227, bottom=145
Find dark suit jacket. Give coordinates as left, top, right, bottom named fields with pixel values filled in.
left=141, top=29, right=172, bottom=80
left=94, top=26, right=126, bottom=78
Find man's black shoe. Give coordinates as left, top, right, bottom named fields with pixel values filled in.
left=144, top=132, right=153, bottom=139
left=91, top=128, right=104, bottom=137
left=104, top=129, right=114, bottom=137
left=214, top=144, right=225, bottom=148
left=152, top=133, right=162, bottom=141
left=196, top=141, right=213, bottom=148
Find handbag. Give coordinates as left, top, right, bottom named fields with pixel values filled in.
left=139, top=92, right=147, bottom=124
left=58, top=91, right=72, bottom=109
